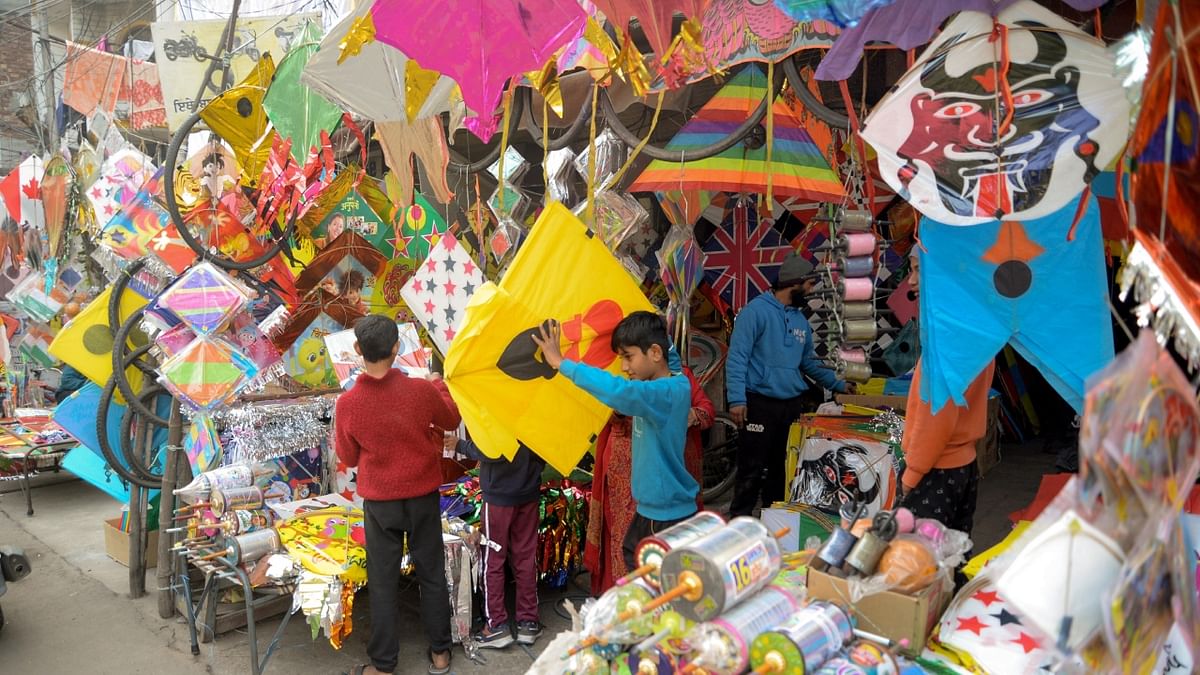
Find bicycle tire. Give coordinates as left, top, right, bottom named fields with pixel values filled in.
left=783, top=56, right=851, bottom=129
left=107, top=258, right=145, bottom=339
left=96, top=371, right=163, bottom=489
left=700, top=413, right=739, bottom=503
left=523, top=84, right=596, bottom=152
left=162, top=110, right=289, bottom=271
left=119, top=384, right=169, bottom=481
left=112, top=307, right=170, bottom=427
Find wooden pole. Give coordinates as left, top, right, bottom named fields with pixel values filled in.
left=128, top=413, right=148, bottom=598
left=157, top=402, right=184, bottom=618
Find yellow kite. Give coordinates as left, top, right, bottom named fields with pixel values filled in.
left=199, top=55, right=276, bottom=187
left=445, top=202, right=654, bottom=475
left=49, top=285, right=149, bottom=397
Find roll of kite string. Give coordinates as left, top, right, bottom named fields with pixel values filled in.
left=219, top=508, right=275, bottom=536
left=838, top=255, right=876, bottom=278
left=841, top=318, right=878, bottom=343
left=210, top=486, right=265, bottom=516
left=683, top=585, right=804, bottom=675
left=838, top=347, right=868, bottom=363
left=837, top=360, right=873, bottom=384
left=749, top=601, right=854, bottom=674
left=630, top=511, right=727, bottom=590
left=840, top=302, right=875, bottom=321
left=658, top=516, right=785, bottom=623
left=838, top=233, right=879, bottom=258
left=839, top=278, right=874, bottom=302
left=173, top=463, right=255, bottom=504
left=811, top=640, right=901, bottom=675
left=222, top=528, right=282, bottom=564
left=836, top=208, right=874, bottom=233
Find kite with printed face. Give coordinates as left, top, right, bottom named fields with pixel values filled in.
left=861, top=0, right=1129, bottom=225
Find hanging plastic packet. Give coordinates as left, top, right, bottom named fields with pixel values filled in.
left=574, top=128, right=626, bottom=191
left=490, top=217, right=527, bottom=265
left=6, top=271, right=63, bottom=323
left=575, top=190, right=647, bottom=252
left=546, top=148, right=580, bottom=205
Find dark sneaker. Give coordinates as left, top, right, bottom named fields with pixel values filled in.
left=476, top=623, right=513, bottom=649
left=516, top=621, right=542, bottom=645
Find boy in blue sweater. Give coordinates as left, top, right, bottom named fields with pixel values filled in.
left=531, top=311, right=697, bottom=570
left=726, top=253, right=853, bottom=517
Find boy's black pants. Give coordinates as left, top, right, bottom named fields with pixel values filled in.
left=903, top=462, right=980, bottom=535
left=622, top=511, right=696, bottom=572
left=730, top=392, right=805, bottom=517
left=364, top=492, right=452, bottom=672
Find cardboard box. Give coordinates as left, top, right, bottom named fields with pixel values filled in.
left=103, top=517, right=159, bottom=568
left=806, top=567, right=952, bottom=656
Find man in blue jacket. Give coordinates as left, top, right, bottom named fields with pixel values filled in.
left=726, top=253, right=852, bottom=516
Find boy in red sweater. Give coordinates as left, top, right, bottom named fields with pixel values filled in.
left=335, top=315, right=461, bottom=675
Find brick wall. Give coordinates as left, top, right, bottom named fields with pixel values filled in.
left=0, top=15, right=39, bottom=173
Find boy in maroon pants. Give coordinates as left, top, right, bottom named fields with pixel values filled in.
left=449, top=434, right=546, bottom=648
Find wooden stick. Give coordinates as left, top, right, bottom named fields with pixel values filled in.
left=773, top=526, right=791, bottom=539
left=615, top=563, right=655, bottom=586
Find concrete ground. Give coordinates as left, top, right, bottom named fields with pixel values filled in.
left=0, top=443, right=1057, bottom=674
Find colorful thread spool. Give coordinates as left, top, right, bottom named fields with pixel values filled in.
left=636, top=511, right=727, bottom=589
left=219, top=508, right=274, bottom=535
left=837, top=360, right=873, bottom=384
left=837, top=347, right=868, bottom=364
left=813, top=527, right=857, bottom=571
left=222, top=528, right=281, bottom=564
left=840, top=256, right=876, bottom=278
left=812, top=640, right=900, bottom=675
left=840, top=302, right=875, bottom=320
left=750, top=601, right=854, bottom=674
left=839, top=233, right=878, bottom=257
left=689, top=585, right=804, bottom=675
left=659, top=517, right=784, bottom=622
left=174, top=464, right=255, bottom=503
left=210, top=486, right=264, bottom=515
left=839, top=278, right=874, bottom=302
left=841, top=319, right=878, bottom=343
left=630, top=647, right=677, bottom=675
left=838, top=209, right=873, bottom=232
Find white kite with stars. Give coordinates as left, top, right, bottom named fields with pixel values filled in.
left=400, top=232, right=485, bottom=356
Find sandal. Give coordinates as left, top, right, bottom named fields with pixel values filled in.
left=343, top=665, right=370, bottom=675
left=427, top=647, right=452, bottom=674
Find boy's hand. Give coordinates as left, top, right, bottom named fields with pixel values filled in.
left=443, top=432, right=458, bottom=453
left=729, top=405, right=748, bottom=427
left=530, top=319, right=564, bottom=370
left=688, top=408, right=700, bottom=427
left=426, top=372, right=443, bottom=382
left=843, top=382, right=858, bottom=395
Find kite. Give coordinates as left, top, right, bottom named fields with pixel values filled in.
left=444, top=202, right=654, bottom=474
left=262, top=22, right=344, bottom=163
left=48, top=285, right=149, bottom=392
left=860, top=0, right=1129, bottom=225
left=917, top=193, right=1113, bottom=413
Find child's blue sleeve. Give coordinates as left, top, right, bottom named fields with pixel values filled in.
left=799, top=319, right=845, bottom=393
left=560, top=361, right=668, bottom=422
left=456, top=438, right=489, bottom=462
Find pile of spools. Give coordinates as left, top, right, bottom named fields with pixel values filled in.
left=171, top=463, right=282, bottom=566
left=812, top=207, right=891, bottom=387
left=562, top=513, right=888, bottom=674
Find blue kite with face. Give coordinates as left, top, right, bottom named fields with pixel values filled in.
left=917, top=192, right=1113, bottom=413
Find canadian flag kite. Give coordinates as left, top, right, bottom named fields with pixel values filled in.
left=0, top=156, right=45, bottom=230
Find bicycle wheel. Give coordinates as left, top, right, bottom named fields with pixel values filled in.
left=700, top=413, right=739, bottom=503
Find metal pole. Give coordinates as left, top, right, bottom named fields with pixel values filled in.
left=156, top=402, right=184, bottom=618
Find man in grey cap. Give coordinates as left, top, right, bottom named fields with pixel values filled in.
left=725, top=252, right=853, bottom=517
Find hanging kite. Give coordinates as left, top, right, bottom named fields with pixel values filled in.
left=630, top=65, right=844, bottom=202
left=444, top=203, right=654, bottom=474
left=917, top=193, right=1113, bottom=413
left=860, top=0, right=1129, bottom=225
left=262, top=22, right=344, bottom=163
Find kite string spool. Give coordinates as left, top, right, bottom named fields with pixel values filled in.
left=659, top=517, right=784, bottom=622
left=691, top=585, right=802, bottom=675
left=228, top=528, right=281, bottom=564
left=838, top=360, right=873, bottom=384
left=750, top=601, right=854, bottom=673
left=838, top=209, right=873, bottom=232
left=842, top=233, right=878, bottom=257
left=837, top=347, right=868, bottom=363
left=840, top=255, right=875, bottom=278
left=840, top=302, right=875, bottom=320
left=840, top=278, right=874, bottom=302
left=211, top=486, right=264, bottom=515
left=220, top=508, right=274, bottom=536
left=634, top=511, right=726, bottom=588
left=842, top=318, right=878, bottom=343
